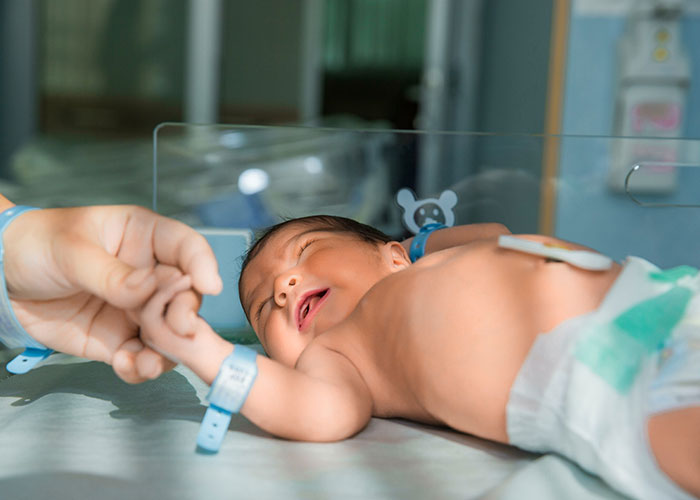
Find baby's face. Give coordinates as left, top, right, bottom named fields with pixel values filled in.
left=240, top=224, right=409, bottom=366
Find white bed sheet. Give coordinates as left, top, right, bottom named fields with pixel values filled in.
left=0, top=349, right=625, bottom=500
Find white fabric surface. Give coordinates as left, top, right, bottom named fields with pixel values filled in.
left=0, top=349, right=626, bottom=500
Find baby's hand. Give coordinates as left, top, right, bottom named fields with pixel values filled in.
left=136, top=267, right=192, bottom=363
left=148, top=265, right=202, bottom=338
left=134, top=264, right=228, bottom=382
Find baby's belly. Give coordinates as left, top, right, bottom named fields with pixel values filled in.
left=404, top=307, right=538, bottom=443
left=366, top=251, right=621, bottom=443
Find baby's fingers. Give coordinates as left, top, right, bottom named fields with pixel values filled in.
left=125, top=266, right=187, bottom=325
left=141, top=275, right=192, bottom=328
left=139, top=275, right=192, bottom=360
left=164, top=289, right=202, bottom=337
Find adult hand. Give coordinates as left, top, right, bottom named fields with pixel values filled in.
left=3, top=201, right=222, bottom=383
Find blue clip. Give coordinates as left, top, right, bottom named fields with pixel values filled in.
left=409, top=222, right=446, bottom=262
left=7, top=348, right=53, bottom=374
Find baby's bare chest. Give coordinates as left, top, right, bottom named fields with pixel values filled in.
left=333, top=248, right=618, bottom=441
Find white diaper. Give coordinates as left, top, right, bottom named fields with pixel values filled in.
left=507, top=256, right=700, bottom=500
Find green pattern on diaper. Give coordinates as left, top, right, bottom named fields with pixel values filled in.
left=649, top=266, right=698, bottom=283
left=575, top=323, right=648, bottom=392
left=613, top=286, right=692, bottom=351
left=575, top=283, right=693, bottom=393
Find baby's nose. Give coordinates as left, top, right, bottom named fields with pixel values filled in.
left=275, top=276, right=298, bottom=306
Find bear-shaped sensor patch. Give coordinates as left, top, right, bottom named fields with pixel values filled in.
left=396, top=188, right=457, bottom=235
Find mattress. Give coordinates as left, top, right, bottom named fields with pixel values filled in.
left=0, top=348, right=625, bottom=500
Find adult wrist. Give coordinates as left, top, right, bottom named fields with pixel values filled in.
left=2, top=207, right=38, bottom=297
left=0, top=205, right=53, bottom=373
left=0, top=206, right=43, bottom=349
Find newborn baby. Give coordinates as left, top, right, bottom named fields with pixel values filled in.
left=138, top=215, right=700, bottom=500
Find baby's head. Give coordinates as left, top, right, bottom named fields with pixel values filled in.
left=239, top=215, right=410, bottom=366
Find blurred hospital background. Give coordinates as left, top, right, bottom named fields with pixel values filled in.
left=2, top=0, right=700, bottom=334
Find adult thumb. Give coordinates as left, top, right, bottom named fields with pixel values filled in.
left=60, top=238, right=158, bottom=309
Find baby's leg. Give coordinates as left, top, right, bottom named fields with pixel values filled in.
left=648, top=407, right=700, bottom=497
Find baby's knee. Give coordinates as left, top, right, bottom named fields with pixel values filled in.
left=647, top=407, right=700, bottom=497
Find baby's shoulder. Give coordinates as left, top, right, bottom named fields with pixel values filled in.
left=297, top=338, right=334, bottom=363
left=296, top=334, right=371, bottom=385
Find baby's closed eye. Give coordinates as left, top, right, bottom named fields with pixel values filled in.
left=255, top=297, right=271, bottom=323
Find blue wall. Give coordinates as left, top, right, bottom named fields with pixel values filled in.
left=556, top=12, right=700, bottom=267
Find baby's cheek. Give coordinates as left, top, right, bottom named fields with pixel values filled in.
left=261, top=325, right=283, bottom=360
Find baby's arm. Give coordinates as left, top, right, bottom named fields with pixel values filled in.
left=138, top=275, right=372, bottom=442
left=401, top=222, right=510, bottom=256
left=237, top=343, right=373, bottom=441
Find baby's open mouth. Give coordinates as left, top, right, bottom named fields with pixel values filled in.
left=297, top=289, right=330, bottom=331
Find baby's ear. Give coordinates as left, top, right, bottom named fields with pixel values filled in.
left=382, top=241, right=411, bottom=271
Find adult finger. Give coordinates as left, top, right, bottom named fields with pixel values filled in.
left=112, top=337, right=150, bottom=384
left=56, top=236, right=158, bottom=310
left=135, top=347, right=176, bottom=380
left=150, top=216, right=223, bottom=296
left=153, top=264, right=184, bottom=283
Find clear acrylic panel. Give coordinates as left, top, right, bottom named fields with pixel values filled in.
left=154, top=123, right=700, bottom=263
left=152, top=124, right=700, bottom=341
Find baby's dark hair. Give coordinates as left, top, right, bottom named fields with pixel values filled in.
left=242, top=215, right=392, bottom=273
left=238, top=215, right=393, bottom=308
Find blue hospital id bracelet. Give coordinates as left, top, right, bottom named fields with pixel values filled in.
left=0, top=206, right=53, bottom=373
left=197, top=345, right=258, bottom=453
left=409, top=223, right=446, bottom=263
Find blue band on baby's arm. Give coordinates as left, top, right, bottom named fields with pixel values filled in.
left=409, top=223, right=446, bottom=263
left=0, top=205, right=54, bottom=373
left=197, top=344, right=258, bottom=453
